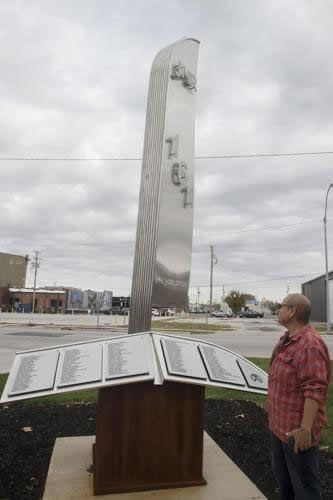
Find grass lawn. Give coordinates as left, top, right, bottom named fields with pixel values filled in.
left=151, top=321, right=233, bottom=332
left=206, top=358, right=333, bottom=451
left=312, top=323, right=333, bottom=335
left=1, top=357, right=332, bottom=450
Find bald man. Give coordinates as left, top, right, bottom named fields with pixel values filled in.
left=268, top=294, right=331, bottom=500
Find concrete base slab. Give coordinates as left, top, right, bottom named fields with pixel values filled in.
left=43, top=433, right=266, bottom=500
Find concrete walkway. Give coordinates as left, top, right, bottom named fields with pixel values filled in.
left=43, top=433, right=266, bottom=500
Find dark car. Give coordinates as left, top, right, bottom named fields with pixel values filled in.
left=103, top=307, right=129, bottom=315
left=239, top=309, right=264, bottom=319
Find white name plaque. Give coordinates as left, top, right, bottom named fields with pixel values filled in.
left=9, top=350, right=59, bottom=396
left=58, top=344, right=102, bottom=387
left=105, top=335, right=150, bottom=380
left=161, top=338, right=207, bottom=380
left=199, top=345, right=245, bottom=386
left=237, top=359, right=268, bottom=391
left=0, top=333, right=268, bottom=404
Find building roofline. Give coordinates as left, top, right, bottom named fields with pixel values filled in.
left=302, top=271, right=333, bottom=286
left=9, top=288, right=65, bottom=294
left=0, top=251, right=28, bottom=259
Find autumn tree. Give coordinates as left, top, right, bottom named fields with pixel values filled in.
left=242, top=293, right=256, bottom=302
left=262, top=299, right=280, bottom=315
left=225, top=290, right=246, bottom=316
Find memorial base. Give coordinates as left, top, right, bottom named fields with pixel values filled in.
left=43, top=433, right=267, bottom=499
left=93, top=381, right=206, bottom=495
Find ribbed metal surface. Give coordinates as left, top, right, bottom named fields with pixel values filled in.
left=129, top=39, right=199, bottom=334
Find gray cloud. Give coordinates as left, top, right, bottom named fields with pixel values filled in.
left=1, top=1, right=333, bottom=301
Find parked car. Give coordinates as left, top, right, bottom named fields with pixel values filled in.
left=239, top=309, right=264, bottom=318
left=160, top=308, right=175, bottom=317
left=211, top=309, right=233, bottom=318
left=152, top=308, right=160, bottom=317
left=106, top=307, right=129, bottom=315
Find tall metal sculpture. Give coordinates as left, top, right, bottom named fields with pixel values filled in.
left=129, top=38, right=199, bottom=334
left=93, top=39, right=204, bottom=495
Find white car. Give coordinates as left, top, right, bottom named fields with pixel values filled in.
left=211, top=309, right=233, bottom=318
left=152, top=308, right=160, bottom=317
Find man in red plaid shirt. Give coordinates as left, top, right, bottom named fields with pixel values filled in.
left=268, top=293, right=331, bottom=500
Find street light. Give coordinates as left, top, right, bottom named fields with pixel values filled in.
left=323, top=184, right=333, bottom=333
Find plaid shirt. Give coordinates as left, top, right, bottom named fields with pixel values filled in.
left=268, top=323, right=331, bottom=444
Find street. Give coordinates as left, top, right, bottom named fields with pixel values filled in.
left=0, top=315, right=332, bottom=374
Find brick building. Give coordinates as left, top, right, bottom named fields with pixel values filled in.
left=0, top=251, right=29, bottom=307
left=7, top=288, right=66, bottom=313
left=0, top=252, right=28, bottom=287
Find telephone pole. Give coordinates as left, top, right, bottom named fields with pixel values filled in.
left=221, top=285, right=225, bottom=306
left=196, top=287, right=200, bottom=312
left=209, top=245, right=217, bottom=313
left=31, top=251, right=40, bottom=313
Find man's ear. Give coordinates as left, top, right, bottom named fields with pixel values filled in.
left=289, top=306, right=296, bottom=319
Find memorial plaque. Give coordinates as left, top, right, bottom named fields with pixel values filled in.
left=0, top=333, right=268, bottom=405
left=105, top=335, right=151, bottom=380
left=198, top=345, right=245, bottom=386
left=237, top=358, right=268, bottom=391
left=8, top=350, right=59, bottom=396
left=57, top=344, right=102, bottom=387
left=161, top=338, right=207, bottom=380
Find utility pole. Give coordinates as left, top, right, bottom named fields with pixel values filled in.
left=31, top=251, right=40, bottom=313
left=324, top=183, right=333, bottom=333
left=221, top=285, right=225, bottom=307
left=209, top=245, right=217, bottom=313
left=97, top=291, right=100, bottom=328
left=196, top=287, right=200, bottom=312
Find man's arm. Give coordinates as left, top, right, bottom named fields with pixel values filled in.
left=301, top=397, right=320, bottom=431
left=288, top=346, right=329, bottom=454
left=288, top=398, right=319, bottom=453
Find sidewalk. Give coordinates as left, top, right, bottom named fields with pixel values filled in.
left=0, top=312, right=174, bottom=329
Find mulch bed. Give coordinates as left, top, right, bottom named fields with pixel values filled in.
left=0, top=400, right=332, bottom=500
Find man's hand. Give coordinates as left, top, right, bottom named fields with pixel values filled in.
left=287, top=428, right=312, bottom=454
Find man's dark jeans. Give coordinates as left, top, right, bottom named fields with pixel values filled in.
left=270, top=431, right=322, bottom=500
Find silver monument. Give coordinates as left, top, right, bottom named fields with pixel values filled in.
left=129, top=38, right=199, bottom=334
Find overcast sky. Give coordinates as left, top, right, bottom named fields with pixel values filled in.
left=1, top=1, right=333, bottom=303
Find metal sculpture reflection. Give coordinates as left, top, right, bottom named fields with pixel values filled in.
left=129, top=39, right=200, bottom=334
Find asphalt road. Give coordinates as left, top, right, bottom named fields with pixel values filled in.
left=0, top=317, right=332, bottom=374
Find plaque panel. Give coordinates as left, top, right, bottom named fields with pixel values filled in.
left=198, top=344, right=245, bottom=386
left=237, top=359, right=268, bottom=391
left=151, top=333, right=268, bottom=394
left=105, top=335, right=150, bottom=380
left=57, top=344, right=102, bottom=387
left=160, top=338, right=207, bottom=380
left=8, top=350, right=59, bottom=396
left=0, top=332, right=268, bottom=404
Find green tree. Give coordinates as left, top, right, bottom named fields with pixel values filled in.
left=225, top=290, right=246, bottom=316
left=242, top=293, right=256, bottom=302
left=263, top=300, right=280, bottom=315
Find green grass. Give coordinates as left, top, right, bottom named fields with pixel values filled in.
left=1, top=357, right=332, bottom=450
left=206, top=358, right=333, bottom=451
left=311, top=323, right=333, bottom=335
left=0, top=373, right=98, bottom=406
left=205, top=357, right=269, bottom=408
left=151, top=321, right=233, bottom=332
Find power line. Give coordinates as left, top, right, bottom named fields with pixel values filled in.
left=2, top=218, right=332, bottom=249
left=0, top=150, right=333, bottom=161
left=190, top=272, right=320, bottom=288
